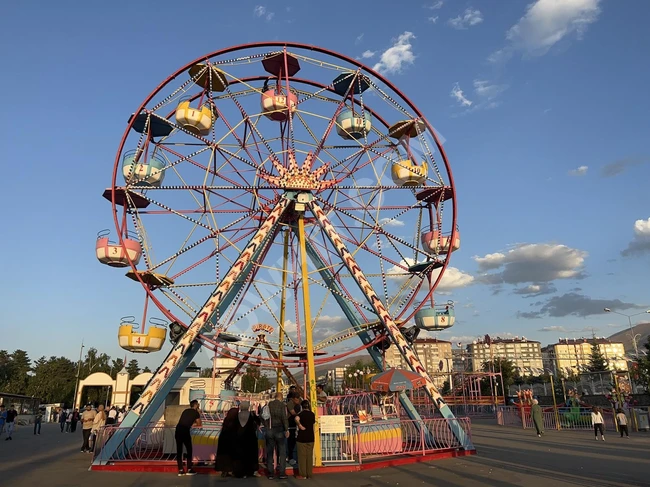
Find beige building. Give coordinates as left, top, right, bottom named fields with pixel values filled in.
left=467, top=337, right=543, bottom=374
left=543, top=337, right=628, bottom=375
left=385, top=338, right=452, bottom=387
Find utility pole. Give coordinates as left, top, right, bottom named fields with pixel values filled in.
left=72, top=340, right=85, bottom=409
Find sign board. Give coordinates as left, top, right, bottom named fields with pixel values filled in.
left=319, top=415, right=347, bottom=434
left=252, top=323, right=275, bottom=335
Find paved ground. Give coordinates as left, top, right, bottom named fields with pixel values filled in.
left=2, top=421, right=648, bottom=486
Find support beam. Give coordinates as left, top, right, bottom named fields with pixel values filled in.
left=302, top=238, right=424, bottom=424
left=297, top=212, right=322, bottom=467
left=94, top=197, right=290, bottom=465
left=309, top=200, right=473, bottom=450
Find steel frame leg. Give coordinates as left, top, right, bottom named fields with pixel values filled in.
left=301, top=237, right=426, bottom=424
left=94, top=197, right=290, bottom=465
left=309, top=200, right=473, bottom=450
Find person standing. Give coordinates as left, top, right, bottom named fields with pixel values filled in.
left=106, top=406, right=117, bottom=425
left=616, top=409, right=629, bottom=438
left=59, top=408, right=67, bottom=433
left=5, top=405, right=18, bottom=441
left=592, top=406, right=605, bottom=441
left=70, top=409, right=79, bottom=433
left=264, top=392, right=289, bottom=480
left=233, top=401, right=261, bottom=478
left=175, top=399, right=202, bottom=477
left=80, top=404, right=96, bottom=452
left=531, top=399, right=544, bottom=437
left=215, top=407, right=239, bottom=477
left=91, top=405, right=106, bottom=450
left=0, top=405, right=7, bottom=438
left=294, top=400, right=316, bottom=479
left=117, top=407, right=126, bottom=424
left=286, top=394, right=302, bottom=466
left=316, top=385, right=327, bottom=406
left=34, top=408, right=43, bottom=435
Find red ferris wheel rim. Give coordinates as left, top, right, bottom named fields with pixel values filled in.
left=108, top=41, right=458, bottom=365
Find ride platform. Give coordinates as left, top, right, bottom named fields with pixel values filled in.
left=90, top=448, right=475, bottom=474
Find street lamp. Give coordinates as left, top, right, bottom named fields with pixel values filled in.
left=603, top=308, right=650, bottom=358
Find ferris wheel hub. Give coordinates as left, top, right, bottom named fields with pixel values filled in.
left=259, top=151, right=337, bottom=192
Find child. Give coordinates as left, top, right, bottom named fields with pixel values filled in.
left=616, top=409, right=629, bottom=438
left=591, top=406, right=605, bottom=441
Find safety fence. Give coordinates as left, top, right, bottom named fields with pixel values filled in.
left=497, top=406, right=621, bottom=431
left=92, top=416, right=472, bottom=466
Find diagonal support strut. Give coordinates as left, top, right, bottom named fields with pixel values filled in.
left=309, top=199, right=473, bottom=450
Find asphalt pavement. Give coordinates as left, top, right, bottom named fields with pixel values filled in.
left=2, top=420, right=648, bottom=486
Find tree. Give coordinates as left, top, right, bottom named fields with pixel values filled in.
left=241, top=366, right=272, bottom=393
left=142, top=366, right=152, bottom=373
left=0, top=350, right=11, bottom=389
left=27, top=356, right=76, bottom=404
left=110, top=358, right=125, bottom=379
left=200, top=367, right=213, bottom=378
left=3, top=350, right=32, bottom=394
left=126, top=359, right=140, bottom=379
left=634, top=336, right=650, bottom=392
left=81, top=348, right=111, bottom=378
left=588, top=343, right=608, bottom=372
left=481, top=358, right=516, bottom=396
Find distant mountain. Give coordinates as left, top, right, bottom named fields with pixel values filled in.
left=607, top=322, right=650, bottom=356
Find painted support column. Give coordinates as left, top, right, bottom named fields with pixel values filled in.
left=302, top=238, right=425, bottom=424
left=310, top=200, right=473, bottom=450
left=297, top=212, right=322, bottom=466
left=94, top=197, right=290, bottom=465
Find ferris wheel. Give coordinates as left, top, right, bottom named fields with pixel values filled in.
left=95, top=43, right=465, bottom=451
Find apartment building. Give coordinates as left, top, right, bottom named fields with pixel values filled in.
left=542, top=337, right=628, bottom=375
left=466, top=337, right=543, bottom=374
left=385, top=338, right=452, bottom=387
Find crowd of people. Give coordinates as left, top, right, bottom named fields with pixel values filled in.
left=175, top=384, right=319, bottom=478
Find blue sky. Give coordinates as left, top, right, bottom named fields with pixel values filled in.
left=1, top=0, right=649, bottom=370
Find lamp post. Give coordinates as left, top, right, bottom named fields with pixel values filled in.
left=603, top=308, right=650, bottom=359
left=72, top=340, right=85, bottom=409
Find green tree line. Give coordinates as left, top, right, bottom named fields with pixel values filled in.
left=0, top=348, right=151, bottom=406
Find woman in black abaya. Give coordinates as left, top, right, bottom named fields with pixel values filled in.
left=215, top=407, right=238, bottom=477
left=232, top=401, right=261, bottom=478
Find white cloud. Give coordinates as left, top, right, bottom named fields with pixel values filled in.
left=372, top=32, right=416, bottom=75
left=386, top=259, right=474, bottom=291
left=538, top=326, right=567, bottom=332
left=253, top=5, right=274, bottom=21
left=451, top=82, right=472, bottom=107
left=379, top=217, right=405, bottom=227
left=474, top=243, right=587, bottom=285
left=513, top=283, right=557, bottom=297
left=355, top=34, right=364, bottom=45
left=489, top=0, right=601, bottom=61
left=361, top=50, right=376, bottom=59
left=621, top=217, right=650, bottom=257
left=634, top=218, right=650, bottom=236
left=428, top=16, right=439, bottom=24
left=452, top=80, right=508, bottom=114
left=473, top=80, right=508, bottom=100
left=426, top=1, right=444, bottom=9
left=436, top=267, right=475, bottom=291
left=518, top=293, right=647, bottom=319
left=448, top=335, right=479, bottom=345
left=568, top=165, right=589, bottom=176
left=448, top=8, right=483, bottom=29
